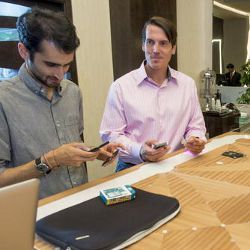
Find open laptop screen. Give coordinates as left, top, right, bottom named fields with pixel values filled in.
left=0, top=178, right=40, bottom=250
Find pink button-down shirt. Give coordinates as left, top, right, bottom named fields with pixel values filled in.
left=100, top=62, right=206, bottom=164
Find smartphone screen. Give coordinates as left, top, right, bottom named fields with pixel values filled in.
left=153, top=142, right=168, bottom=150
left=89, top=141, right=109, bottom=152
left=102, top=149, right=119, bottom=167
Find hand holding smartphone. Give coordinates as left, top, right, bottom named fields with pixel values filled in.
left=102, top=149, right=119, bottom=167
left=152, top=142, right=168, bottom=150
left=85, top=141, right=109, bottom=152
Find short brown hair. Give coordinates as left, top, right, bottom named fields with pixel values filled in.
left=142, top=16, right=177, bottom=46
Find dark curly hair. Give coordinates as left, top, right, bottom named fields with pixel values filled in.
left=16, top=7, right=80, bottom=60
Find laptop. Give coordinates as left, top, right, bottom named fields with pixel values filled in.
left=0, top=178, right=40, bottom=250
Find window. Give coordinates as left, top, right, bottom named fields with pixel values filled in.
left=0, top=2, right=30, bottom=80
left=0, top=0, right=78, bottom=83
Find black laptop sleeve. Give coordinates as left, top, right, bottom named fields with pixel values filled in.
left=36, top=188, right=180, bottom=250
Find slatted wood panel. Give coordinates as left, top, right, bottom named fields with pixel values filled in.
left=35, top=136, right=250, bottom=249
left=109, top=0, right=177, bottom=80
left=129, top=137, right=250, bottom=249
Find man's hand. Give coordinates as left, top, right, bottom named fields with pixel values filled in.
left=46, top=143, right=100, bottom=169
left=140, top=140, right=170, bottom=162
left=98, top=142, right=125, bottom=165
left=185, top=136, right=206, bottom=154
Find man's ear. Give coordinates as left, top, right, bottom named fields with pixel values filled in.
left=142, top=43, right=145, bottom=52
left=18, top=42, right=30, bottom=60
left=171, top=45, right=176, bottom=55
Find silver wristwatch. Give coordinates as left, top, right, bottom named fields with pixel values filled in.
left=35, top=157, right=51, bottom=175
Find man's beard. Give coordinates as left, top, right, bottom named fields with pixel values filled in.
left=26, top=63, right=61, bottom=88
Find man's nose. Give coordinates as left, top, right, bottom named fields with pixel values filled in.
left=153, top=43, right=160, bottom=53
left=55, top=66, right=66, bottom=79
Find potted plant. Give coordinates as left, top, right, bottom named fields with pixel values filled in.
left=236, top=88, right=250, bottom=104
left=237, top=62, right=250, bottom=104
left=240, top=61, right=250, bottom=87
left=236, top=63, right=250, bottom=121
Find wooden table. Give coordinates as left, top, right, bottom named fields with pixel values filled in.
left=35, top=132, right=250, bottom=250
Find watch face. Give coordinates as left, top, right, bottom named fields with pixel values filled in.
left=35, top=158, right=51, bottom=174
left=38, top=163, right=49, bottom=172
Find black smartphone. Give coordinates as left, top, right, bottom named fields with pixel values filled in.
left=153, top=142, right=168, bottom=150
left=89, top=141, right=109, bottom=152
left=222, top=151, right=244, bottom=159
left=102, top=149, right=119, bottom=167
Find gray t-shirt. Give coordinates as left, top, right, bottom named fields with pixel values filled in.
left=0, top=64, right=87, bottom=198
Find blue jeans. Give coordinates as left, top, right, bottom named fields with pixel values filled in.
left=116, top=160, right=135, bottom=172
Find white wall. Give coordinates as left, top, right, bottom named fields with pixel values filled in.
left=71, top=0, right=115, bottom=180
left=176, top=0, right=213, bottom=93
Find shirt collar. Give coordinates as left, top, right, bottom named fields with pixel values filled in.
left=134, top=61, right=148, bottom=85
left=18, top=63, right=63, bottom=98
left=135, top=60, right=178, bottom=86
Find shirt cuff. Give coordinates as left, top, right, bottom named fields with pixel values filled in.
left=131, top=143, right=144, bottom=163
left=119, top=142, right=143, bottom=165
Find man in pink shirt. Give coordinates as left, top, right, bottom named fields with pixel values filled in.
left=100, top=16, right=206, bottom=171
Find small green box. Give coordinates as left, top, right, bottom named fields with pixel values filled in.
left=100, top=185, right=136, bottom=205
